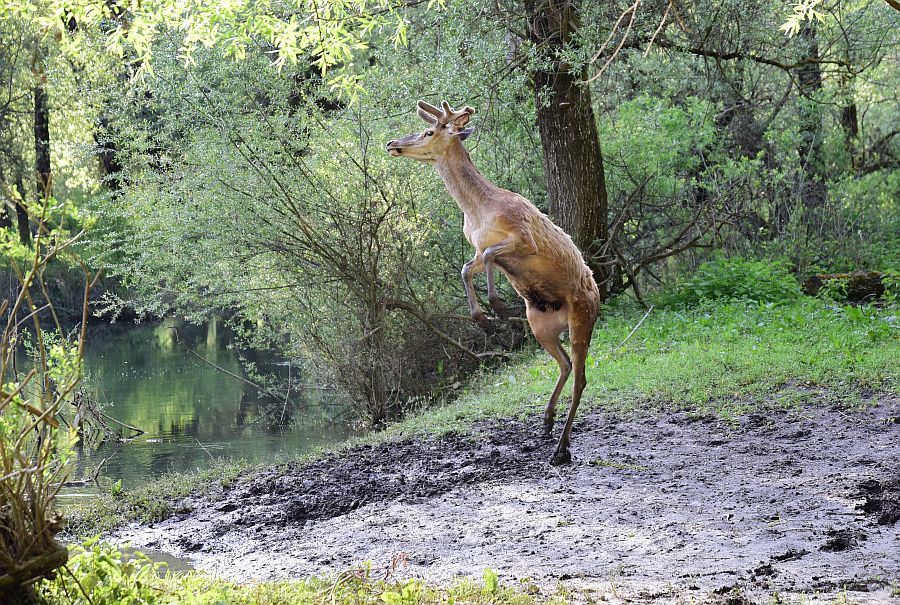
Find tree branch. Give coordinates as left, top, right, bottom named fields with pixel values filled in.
left=384, top=298, right=510, bottom=361
left=653, top=37, right=850, bottom=72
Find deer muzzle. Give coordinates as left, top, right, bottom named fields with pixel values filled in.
left=386, top=140, right=403, bottom=156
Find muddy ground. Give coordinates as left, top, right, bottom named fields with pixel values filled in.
left=115, top=395, right=900, bottom=603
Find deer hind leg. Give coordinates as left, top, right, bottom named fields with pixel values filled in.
left=461, top=254, right=493, bottom=334
left=526, top=304, right=571, bottom=437
left=551, top=302, right=597, bottom=466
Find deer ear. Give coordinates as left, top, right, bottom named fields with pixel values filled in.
left=455, top=127, right=475, bottom=141
left=453, top=111, right=472, bottom=129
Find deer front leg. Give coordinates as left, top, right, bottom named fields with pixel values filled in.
left=461, top=254, right=493, bottom=334
left=481, top=231, right=537, bottom=319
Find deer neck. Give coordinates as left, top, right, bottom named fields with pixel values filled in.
left=434, top=141, right=497, bottom=219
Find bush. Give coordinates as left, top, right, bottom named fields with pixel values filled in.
left=39, top=538, right=165, bottom=605
left=1, top=235, right=92, bottom=604
left=658, top=257, right=801, bottom=308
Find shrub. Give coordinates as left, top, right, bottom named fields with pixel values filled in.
left=1, top=230, right=92, bottom=604
left=658, top=257, right=801, bottom=307
left=38, top=538, right=165, bottom=605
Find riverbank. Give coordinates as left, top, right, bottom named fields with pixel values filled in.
left=111, top=395, right=899, bottom=604
left=59, top=298, right=899, bottom=603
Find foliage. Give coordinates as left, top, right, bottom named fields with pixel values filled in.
left=581, top=0, right=898, bottom=284
left=780, top=1, right=826, bottom=37
left=0, top=228, right=92, bottom=603
left=602, top=95, right=717, bottom=203
left=86, top=37, right=530, bottom=423
left=41, top=539, right=539, bottom=605
left=39, top=537, right=164, bottom=605
left=802, top=170, right=900, bottom=272
left=656, top=257, right=802, bottom=308
left=0, top=0, right=407, bottom=94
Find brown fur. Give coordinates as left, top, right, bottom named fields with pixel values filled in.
left=387, top=100, right=600, bottom=465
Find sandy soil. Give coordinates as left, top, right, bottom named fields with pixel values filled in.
left=115, top=394, right=900, bottom=603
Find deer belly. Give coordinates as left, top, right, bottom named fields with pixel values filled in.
left=495, top=258, right=566, bottom=313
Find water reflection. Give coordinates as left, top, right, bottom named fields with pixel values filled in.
left=66, top=319, right=352, bottom=489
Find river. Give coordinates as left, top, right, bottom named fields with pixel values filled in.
left=62, top=318, right=353, bottom=492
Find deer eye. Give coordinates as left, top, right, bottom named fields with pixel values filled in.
left=424, top=130, right=434, bottom=137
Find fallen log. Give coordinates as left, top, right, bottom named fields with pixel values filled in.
left=802, top=271, right=887, bottom=302
left=0, top=544, right=68, bottom=605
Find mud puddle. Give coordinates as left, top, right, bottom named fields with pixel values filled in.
left=115, top=396, right=900, bottom=603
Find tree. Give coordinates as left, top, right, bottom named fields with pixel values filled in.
left=795, top=20, right=827, bottom=227
left=33, top=49, right=52, bottom=208
left=524, top=0, right=610, bottom=297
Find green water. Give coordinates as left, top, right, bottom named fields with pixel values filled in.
left=64, top=319, right=352, bottom=491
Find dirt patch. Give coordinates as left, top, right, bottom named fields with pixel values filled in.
left=856, top=477, right=900, bottom=526
left=115, top=397, right=900, bottom=603
left=239, top=425, right=547, bottom=528
left=821, top=528, right=866, bottom=552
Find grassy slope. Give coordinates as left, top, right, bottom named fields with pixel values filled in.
left=397, top=297, right=897, bottom=433
left=65, top=298, right=898, bottom=536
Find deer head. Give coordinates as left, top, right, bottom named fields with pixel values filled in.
left=386, top=100, right=475, bottom=161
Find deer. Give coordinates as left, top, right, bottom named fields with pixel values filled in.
left=387, top=100, right=600, bottom=465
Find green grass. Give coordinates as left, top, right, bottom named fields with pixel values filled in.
left=39, top=538, right=882, bottom=605
left=64, top=297, right=898, bottom=537
left=41, top=539, right=555, bottom=605
left=393, top=297, right=897, bottom=432
left=63, top=460, right=248, bottom=536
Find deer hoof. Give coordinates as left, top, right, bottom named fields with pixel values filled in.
left=550, top=449, right=572, bottom=466
left=473, top=312, right=495, bottom=335
left=542, top=419, right=554, bottom=438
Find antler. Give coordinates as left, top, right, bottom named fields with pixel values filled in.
left=417, top=100, right=441, bottom=124
left=417, top=100, right=475, bottom=126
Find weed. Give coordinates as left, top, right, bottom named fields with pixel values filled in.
left=109, top=479, right=123, bottom=499
left=589, top=459, right=649, bottom=472
left=40, top=541, right=540, bottom=605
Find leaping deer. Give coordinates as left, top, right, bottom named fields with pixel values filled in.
left=387, top=100, right=600, bottom=465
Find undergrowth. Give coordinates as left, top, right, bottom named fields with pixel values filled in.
left=656, top=257, right=802, bottom=307
left=39, top=539, right=549, bottom=605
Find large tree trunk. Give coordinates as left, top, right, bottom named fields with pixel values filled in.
left=34, top=80, right=51, bottom=204
left=525, top=0, right=609, bottom=300
left=839, top=89, right=859, bottom=170
left=14, top=173, right=31, bottom=247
